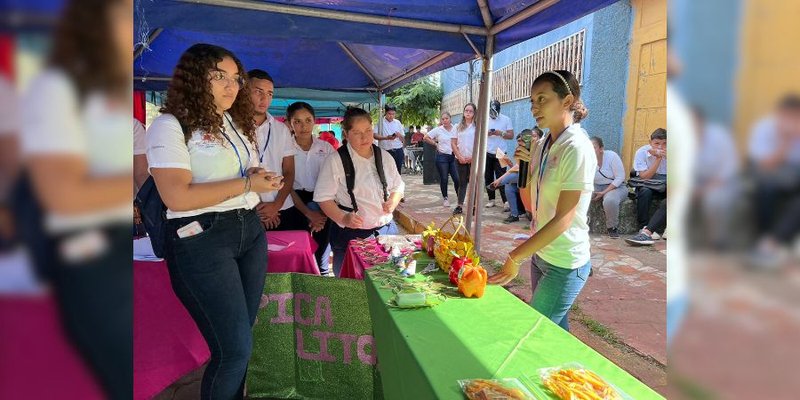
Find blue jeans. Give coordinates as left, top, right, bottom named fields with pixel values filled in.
left=329, top=220, right=398, bottom=277
left=435, top=153, right=460, bottom=200
left=307, top=200, right=331, bottom=275
left=500, top=173, right=521, bottom=216
left=530, top=255, right=592, bottom=331
left=165, top=208, right=267, bottom=400
left=667, top=295, right=688, bottom=347
left=387, top=148, right=404, bottom=175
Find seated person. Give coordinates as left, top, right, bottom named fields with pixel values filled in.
left=630, top=128, right=667, bottom=239
left=626, top=200, right=666, bottom=246
left=591, top=136, right=627, bottom=238
left=489, top=129, right=541, bottom=223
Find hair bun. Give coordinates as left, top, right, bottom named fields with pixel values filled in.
left=571, top=99, right=588, bottom=123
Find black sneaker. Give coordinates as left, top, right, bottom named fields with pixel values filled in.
left=607, top=227, right=620, bottom=238
left=625, top=231, right=654, bottom=246
left=525, top=212, right=533, bottom=221
left=453, top=206, right=463, bottom=215
left=503, top=215, right=520, bottom=223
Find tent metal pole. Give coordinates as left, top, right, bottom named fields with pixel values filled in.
left=134, top=28, right=164, bottom=60
left=378, top=92, right=385, bottom=137
left=338, top=42, right=381, bottom=89
left=380, top=51, right=453, bottom=90
left=180, top=0, right=487, bottom=36
left=468, top=34, right=494, bottom=252
left=461, top=33, right=482, bottom=59
left=489, top=0, right=560, bottom=36
left=476, top=0, right=494, bottom=30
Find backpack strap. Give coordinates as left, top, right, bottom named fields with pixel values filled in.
left=337, top=145, right=359, bottom=212
left=372, top=145, right=389, bottom=202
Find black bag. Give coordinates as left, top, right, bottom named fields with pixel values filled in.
left=135, top=176, right=167, bottom=258
left=337, top=144, right=388, bottom=212
left=628, top=177, right=666, bottom=193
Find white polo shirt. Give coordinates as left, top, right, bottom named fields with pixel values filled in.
left=293, top=137, right=335, bottom=192
left=255, top=113, right=296, bottom=210
left=594, top=149, right=625, bottom=187
left=633, top=144, right=667, bottom=175
left=529, top=124, right=596, bottom=268
left=147, top=113, right=261, bottom=219
left=455, top=123, right=476, bottom=160
left=487, top=113, right=513, bottom=154
left=313, top=144, right=405, bottom=230
left=375, top=118, right=405, bottom=150
left=426, top=125, right=457, bottom=155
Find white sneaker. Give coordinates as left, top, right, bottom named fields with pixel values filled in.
left=485, top=200, right=496, bottom=208
left=443, top=198, right=450, bottom=207
left=651, top=232, right=661, bottom=240
left=503, top=202, right=510, bottom=212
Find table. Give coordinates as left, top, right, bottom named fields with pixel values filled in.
left=265, top=230, right=319, bottom=275
left=340, top=239, right=391, bottom=279
left=358, top=247, right=664, bottom=399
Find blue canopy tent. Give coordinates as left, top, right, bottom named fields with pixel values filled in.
left=132, top=0, right=619, bottom=249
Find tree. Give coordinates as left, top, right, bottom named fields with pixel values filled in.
left=373, top=76, right=443, bottom=128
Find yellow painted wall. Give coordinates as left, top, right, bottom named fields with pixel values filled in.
left=734, top=0, right=800, bottom=147
left=620, top=0, right=667, bottom=171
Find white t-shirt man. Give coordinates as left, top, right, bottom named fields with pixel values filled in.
left=748, top=116, right=800, bottom=165
left=529, top=124, right=596, bottom=268
left=147, top=113, right=260, bottom=219
left=293, top=137, right=335, bottom=192
left=633, top=144, right=668, bottom=176
left=255, top=113, right=296, bottom=210
left=314, top=144, right=405, bottom=230
left=375, top=118, right=404, bottom=151
left=487, top=113, right=513, bottom=154
left=594, top=150, right=625, bottom=187
left=455, top=123, right=476, bottom=160
left=426, top=125, right=457, bottom=155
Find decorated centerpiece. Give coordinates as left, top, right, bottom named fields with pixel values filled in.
left=432, top=215, right=480, bottom=273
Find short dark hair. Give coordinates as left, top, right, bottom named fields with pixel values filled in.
left=650, top=128, right=667, bottom=141
left=343, top=106, right=372, bottom=132
left=247, top=69, right=274, bottom=83
left=286, top=101, right=315, bottom=120
left=385, top=104, right=396, bottom=112
left=778, top=94, right=800, bottom=111
left=590, top=136, right=604, bottom=148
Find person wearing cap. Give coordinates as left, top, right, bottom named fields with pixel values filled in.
left=486, top=99, right=515, bottom=209
left=373, top=104, right=406, bottom=175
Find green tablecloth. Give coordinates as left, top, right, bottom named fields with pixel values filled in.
left=364, top=266, right=664, bottom=399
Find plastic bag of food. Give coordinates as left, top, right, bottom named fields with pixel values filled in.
left=458, top=378, right=535, bottom=400
left=536, top=363, right=631, bottom=400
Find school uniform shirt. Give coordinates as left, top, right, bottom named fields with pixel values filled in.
left=426, top=125, right=457, bottom=155
left=293, top=137, right=335, bottom=192
left=633, top=144, right=667, bottom=175
left=313, top=144, right=405, bottom=230
left=594, top=149, right=625, bottom=187
left=748, top=115, right=800, bottom=165
left=21, top=69, right=132, bottom=232
left=255, top=113, right=296, bottom=210
left=455, top=123, right=476, bottom=161
left=374, top=118, right=405, bottom=151
left=487, top=113, right=513, bottom=154
left=146, top=112, right=260, bottom=219
left=529, top=124, right=596, bottom=268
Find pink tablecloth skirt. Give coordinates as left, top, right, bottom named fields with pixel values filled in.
left=340, top=238, right=390, bottom=280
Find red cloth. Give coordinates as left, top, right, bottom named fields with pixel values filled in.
left=133, top=91, right=146, bottom=125
left=0, top=296, right=105, bottom=400
left=319, top=131, right=340, bottom=150
left=411, top=132, right=424, bottom=145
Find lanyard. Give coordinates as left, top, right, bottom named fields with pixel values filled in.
left=220, top=113, right=251, bottom=178
left=259, top=120, right=272, bottom=164
left=534, top=125, right=570, bottom=215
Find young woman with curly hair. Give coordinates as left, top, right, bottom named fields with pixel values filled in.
left=147, top=43, right=284, bottom=399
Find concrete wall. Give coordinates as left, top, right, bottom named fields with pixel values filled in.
left=440, top=1, right=633, bottom=156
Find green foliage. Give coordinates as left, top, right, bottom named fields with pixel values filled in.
left=372, top=76, right=443, bottom=128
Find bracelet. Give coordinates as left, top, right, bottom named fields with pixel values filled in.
left=243, top=176, right=251, bottom=193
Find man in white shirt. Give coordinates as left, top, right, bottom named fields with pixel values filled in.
left=630, top=128, right=667, bottom=235
left=373, top=105, right=405, bottom=175
left=485, top=100, right=514, bottom=208
left=248, top=69, right=303, bottom=230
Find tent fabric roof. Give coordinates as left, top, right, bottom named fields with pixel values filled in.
left=133, top=0, right=618, bottom=92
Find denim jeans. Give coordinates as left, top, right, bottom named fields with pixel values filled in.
left=530, top=255, right=592, bottom=331
left=500, top=173, right=521, bottom=216
left=329, top=220, right=398, bottom=277
left=387, top=148, right=404, bottom=175
left=165, top=208, right=267, bottom=400
left=456, top=162, right=472, bottom=206
left=306, top=199, right=332, bottom=275
left=435, top=152, right=460, bottom=200
left=667, top=294, right=688, bottom=347
left=484, top=153, right=507, bottom=203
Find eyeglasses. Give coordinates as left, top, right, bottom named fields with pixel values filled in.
left=209, top=70, right=245, bottom=89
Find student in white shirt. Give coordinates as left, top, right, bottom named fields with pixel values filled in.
left=485, top=99, right=515, bottom=208
left=315, top=107, right=405, bottom=276
left=373, top=104, right=405, bottom=175
left=450, top=103, right=477, bottom=215
left=133, top=118, right=149, bottom=194
left=489, top=70, right=596, bottom=332
left=590, top=136, right=628, bottom=238
left=628, top=128, right=667, bottom=241
left=247, top=69, right=305, bottom=231
left=423, top=111, right=460, bottom=207
left=286, top=102, right=336, bottom=275
left=147, top=44, right=283, bottom=400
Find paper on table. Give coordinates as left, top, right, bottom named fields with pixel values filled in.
left=268, top=241, right=295, bottom=252
left=133, top=237, right=163, bottom=261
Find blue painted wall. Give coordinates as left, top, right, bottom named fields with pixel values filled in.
left=441, top=0, right=632, bottom=155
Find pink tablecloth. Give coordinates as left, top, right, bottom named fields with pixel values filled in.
left=266, top=230, right=319, bottom=275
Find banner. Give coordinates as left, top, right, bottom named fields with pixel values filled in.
left=247, top=273, right=383, bottom=399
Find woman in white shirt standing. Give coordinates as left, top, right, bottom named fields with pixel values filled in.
left=315, top=107, right=405, bottom=276
left=286, top=102, right=336, bottom=276
left=423, top=111, right=460, bottom=207
left=147, top=43, right=283, bottom=399
left=590, top=136, right=628, bottom=238
left=450, top=103, right=477, bottom=215
left=489, top=70, right=596, bottom=332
